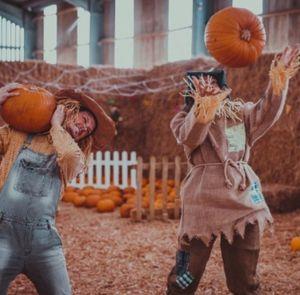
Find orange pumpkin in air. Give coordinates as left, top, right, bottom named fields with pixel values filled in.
left=205, top=7, right=266, bottom=67
left=1, top=84, right=56, bottom=133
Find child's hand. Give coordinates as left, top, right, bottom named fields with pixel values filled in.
left=194, top=88, right=231, bottom=124
left=51, top=105, right=66, bottom=127
left=276, top=44, right=299, bottom=68
left=269, top=44, right=300, bottom=95
left=0, top=83, right=23, bottom=106
left=192, top=76, right=222, bottom=97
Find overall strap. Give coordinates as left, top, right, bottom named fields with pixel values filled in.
left=23, top=134, right=34, bottom=147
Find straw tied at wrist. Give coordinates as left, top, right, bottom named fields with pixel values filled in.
left=269, top=46, right=300, bottom=96
left=184, top=75, right=232, bottom=124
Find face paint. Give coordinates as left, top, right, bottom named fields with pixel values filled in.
left=66, top=110, right=96, bottom=141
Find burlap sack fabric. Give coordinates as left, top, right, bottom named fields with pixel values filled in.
left=170, top=58, right=295, bottom=246
left=170, top=86, right=287, bottom=246
left=166, top=55, right=299, bottom=293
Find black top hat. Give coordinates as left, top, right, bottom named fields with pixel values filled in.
left=186, top=69, right=228, bottom=89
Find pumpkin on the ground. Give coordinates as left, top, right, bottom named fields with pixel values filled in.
left=1, top=84, right=56, bottom=133
left=123, top=193, right=135, bottom=201
left=155, top=193, right=163, bottom=200
left=205, top=7, right=266, bottom=67
left=142, top=197, right=150, bottom=209
left=154, top=199, right=163, bottom=210
left=109, top=190, right=122, bottom=198
left=80, top=188, right=96, bottom=196
left=100, top=193, right=112, bottom=200
left=110, top=195, right=123, bottom=206
left=97, top=199, right=115, bottom=213
left=291, top=237, right=300, bottom=251
left=167, top=180, right=175, bottom=187
left=120, top=203, right=134, bottom=218
left=141, top=179, right=148, bottom=187
left=107, top=185, right=120, bottom=192
left=126, top=198, right=135, bottom=205
left=65, top=186, right=77, bottom=193
left=85, top=194, right=101, bottom=208
left=168, top=190, right=176, bottom=202
left=123, top=187, right=136, bottom=194
left=62, top=192, right=78, bottom=203
left=73, top=195, right=86, bottom=207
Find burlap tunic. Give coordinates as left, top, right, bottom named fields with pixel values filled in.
left=171, top=82, right=288, bottom=246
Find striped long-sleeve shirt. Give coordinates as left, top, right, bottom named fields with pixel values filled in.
left=0, top=124, right=85, bottom=195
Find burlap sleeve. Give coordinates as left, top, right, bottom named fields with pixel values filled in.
left=0, top=125, right=11, bottom=156
left=50, top=124, right=86, bottom=184
left=170, top=109, right=211, bottom=151
left=243, top=62, right=291, bottom=147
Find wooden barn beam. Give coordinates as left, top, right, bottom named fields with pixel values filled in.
left=64, top=0, right=88, bottom=11
left=89, top=0, right=104, bottom=65
left=0, top=0, right=24, bottom=26
left=0, top=0, right=38, bottom=59
left=133, top=0, right=169, bottom=68
left=192, top=0, right=232, bottom=57
left=24, top=12, right=38, bottom=59
left=57, top=2, right=77, bottom=64
left=98, top=0, right=115, bottom=65
left=263, top=0, right=300, bottom=51
left=192, top=0, right=214, bottom=56
left=22, top=0, right=61, bottom=11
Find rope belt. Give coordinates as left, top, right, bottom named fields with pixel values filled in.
left=189, top=159, right=249, bottom=191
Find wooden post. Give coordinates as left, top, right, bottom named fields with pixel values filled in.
left=174, top=156, right=181, bottom=219
left=149, top=156, right=156, bottom=220
left=135, top=156, right=143, bottom=221
left=162, top=156, right=168, bottom=220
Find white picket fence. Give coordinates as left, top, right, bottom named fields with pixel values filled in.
left=69, top=151, right=137, bottom=189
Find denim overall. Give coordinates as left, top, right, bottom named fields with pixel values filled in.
left=0, top=135, right=71, bottom=295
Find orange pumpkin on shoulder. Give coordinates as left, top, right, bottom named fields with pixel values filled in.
left=1, top=85, right=56, bottom=133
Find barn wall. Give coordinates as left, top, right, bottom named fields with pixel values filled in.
left=263, top=0, right=300, bottom=51
left=0, top=52, right=299, bottom=187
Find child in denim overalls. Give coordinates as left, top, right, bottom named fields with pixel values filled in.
left=0, top=87, right=115, bottom=295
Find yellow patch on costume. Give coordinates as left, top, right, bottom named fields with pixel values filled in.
left=225, top=123, right=246, bottom=153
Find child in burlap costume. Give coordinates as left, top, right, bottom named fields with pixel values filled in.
left=167, top=45, right=300, bottom=295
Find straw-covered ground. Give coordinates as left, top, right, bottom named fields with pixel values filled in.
left=8, top=204, right=300, bottom=295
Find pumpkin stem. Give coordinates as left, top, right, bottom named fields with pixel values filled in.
left=241, top=29, right=251, bottom=42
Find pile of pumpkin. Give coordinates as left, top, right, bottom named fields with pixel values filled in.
left=62, top=179, right=180, bottom=219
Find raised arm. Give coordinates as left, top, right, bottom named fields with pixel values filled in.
left=170, top=109, right=212, bottom=150
left=50, top=105, right=86, bottom=184
left=171, top=76, right=230, bottom=151
left=244, top=45, right=300, bottom=146
left=0, top=125, right=11, bottom=156
left=0, top=83, right=23, bottom=155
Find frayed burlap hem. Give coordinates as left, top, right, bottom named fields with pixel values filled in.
left=178, top=210, right=273, bottom=247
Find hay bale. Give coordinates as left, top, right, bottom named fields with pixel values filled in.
left=263, top=184, right=300, bottom=213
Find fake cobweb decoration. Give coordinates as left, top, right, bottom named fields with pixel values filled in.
left=0, top=57, right=217, bottom=98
